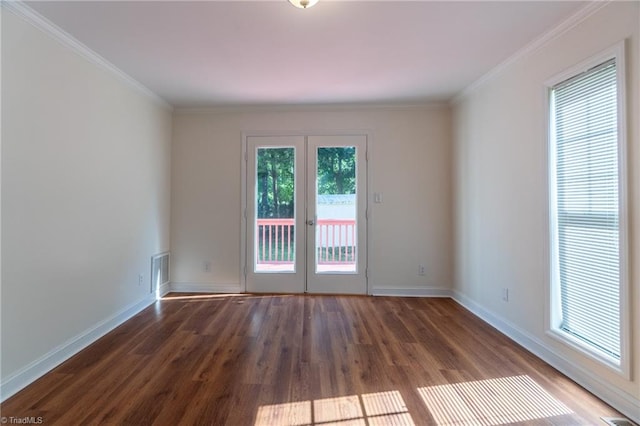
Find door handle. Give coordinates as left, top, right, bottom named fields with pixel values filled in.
left=307, top=220, right=315, bottom=226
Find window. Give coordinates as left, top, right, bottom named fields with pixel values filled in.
left=548, top=43, right=628, bottom=371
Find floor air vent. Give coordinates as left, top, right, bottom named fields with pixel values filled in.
left=602, top=418, right=638, bottom=426
left=151, top=252, right=170, bottom=294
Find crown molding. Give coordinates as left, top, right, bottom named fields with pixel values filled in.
left=174, top=102, right=450, bottom=115
left=451, top=0, right=611, bottom=105
left=2, top=0, right=172, bottom=111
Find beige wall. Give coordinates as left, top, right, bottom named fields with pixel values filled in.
left=171, top=106, right=453, bottom=294
left=1, top=9, right=172, bottom=395
left=453, top=2, right=639, bottom=420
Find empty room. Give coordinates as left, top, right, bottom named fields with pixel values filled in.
left=1, top=0, right=639, bottom=425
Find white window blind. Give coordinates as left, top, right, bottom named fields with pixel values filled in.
left=550, top=58, right=621, bottom=360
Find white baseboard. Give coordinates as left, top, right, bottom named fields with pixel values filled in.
left=158, top=281, right=172, bottom=297
left=168, top=282, right=242, bottom=294
left=451, top=290, right=640, bottom=424
left=0, top=294, right=157, bottom=402
left=168, top=283, right=450, bottom=297
left=371, top=287, right=453, bottom=297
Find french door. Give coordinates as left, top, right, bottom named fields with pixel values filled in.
left=245, top=135, right=367, bottom=294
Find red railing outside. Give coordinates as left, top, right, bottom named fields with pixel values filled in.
left=257, top=219, right=294, bottom=264
left=256, top=218, right=356, bottom=265
left=316, top=219, right=356, bottom=264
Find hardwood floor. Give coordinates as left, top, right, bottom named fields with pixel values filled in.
left=1, top=294, right=621, bottom=425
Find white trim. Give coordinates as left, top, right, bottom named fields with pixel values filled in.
left=2, top=1, right=172, bottom=111
left=365, top=133, right=373, bottom=295
left=452, top=1, right=609, bottom=104
left=613, top=39, right=630, bottom=381
left=240, top=130, right=373, bottom=295
left=175, top=103, right=448, bottom=115
left=158, top=281, right=172, bottom=298
left=543, top=77, right=560, bottom=375
left=240, top=133, right=248, bottom=293
left=242, top=129, right=376, bottom=138
left=544, top=40, right=630, bottom=379
left=371, top=287, right=452, bottom=298
left=452, top=290, right=640, bottom=425
left=543, top=40, right=626, bottom=88
left=0, top=294, right=157, bottom=402
left=546, top=328, right=623, bottom=373
left=169, top=282, right=242, bottom=294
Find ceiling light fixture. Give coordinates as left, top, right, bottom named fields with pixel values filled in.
left=288, top=0, right=319, bottom=9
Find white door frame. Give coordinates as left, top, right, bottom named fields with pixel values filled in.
left=240, top=130, right=373, bottom=295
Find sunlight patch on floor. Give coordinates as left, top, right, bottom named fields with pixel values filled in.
left=161, top=293, right=245, bottom=301
left=313, top=395, right=362, bottom=424
left=255, top=400, right=311, bottom=426
left=255, top=390, right=414, bottom=426
left=418, top=375, right=573, bottom=425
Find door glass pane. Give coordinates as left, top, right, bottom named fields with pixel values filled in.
left=255, top=147, right=295, bottom=273
left=315, top=147, right=357, bottom=273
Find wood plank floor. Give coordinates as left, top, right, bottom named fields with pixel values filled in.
left=1, top=294, right=621, bottom=425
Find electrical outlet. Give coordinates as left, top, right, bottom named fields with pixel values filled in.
left=418, top=265, right=426, bottom=276
left=502, top=288, right=509, bottom=302
left=204, top=261, right=212, bottom=273
left=138, top=274, right=144, bottom=286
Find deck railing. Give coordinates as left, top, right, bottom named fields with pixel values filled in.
left=257, top=219, right=294, bottom=264
left=257, top=218, right=356, bottom=264
left=316, top=219, right=356, bottom=264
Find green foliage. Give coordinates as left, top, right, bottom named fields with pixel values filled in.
left=317, top=147, right=356, bottom=195
left=256, top=146, right=356, bottom=219
left=257, top=148, right=294, bottom=218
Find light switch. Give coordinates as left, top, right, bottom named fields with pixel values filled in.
left=374, top=192, right=383, bottom=204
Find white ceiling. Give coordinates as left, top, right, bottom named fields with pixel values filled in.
left=25, top=0, right=587, bottom=108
